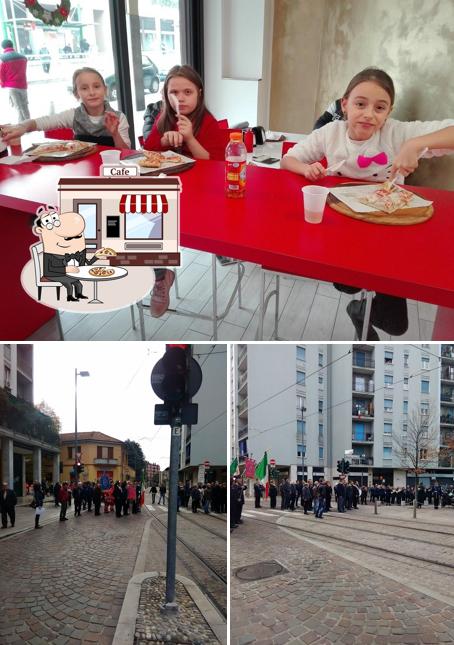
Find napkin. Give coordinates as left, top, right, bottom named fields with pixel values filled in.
left=0, top=155, right=34, bottom=165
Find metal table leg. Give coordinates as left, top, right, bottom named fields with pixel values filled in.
left=89, top=280, right=103, bottom=304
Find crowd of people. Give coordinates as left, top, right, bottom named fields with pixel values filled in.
left=150, top=481, right=227, bottom=514
left=230, top=477, right=454, bottom=531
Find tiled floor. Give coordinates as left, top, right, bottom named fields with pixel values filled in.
left=28, top=248, right=436, bottom=341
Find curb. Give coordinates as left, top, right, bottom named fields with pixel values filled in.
left=113, top=517, right=227, bottom=645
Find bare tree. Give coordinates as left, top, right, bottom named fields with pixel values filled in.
left=393, top=404, right=439, bottom=518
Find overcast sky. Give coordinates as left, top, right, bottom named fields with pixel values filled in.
left=33, top=342, right=172, bottom=468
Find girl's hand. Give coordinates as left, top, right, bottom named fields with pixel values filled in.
left=176, top=114, right=194, bottom=141
left=163, top=130, right=183, bottom=148
left=104, top=111, right=120, bottom=135
left=303, top=162, right=326, bottom=181
left=0, top=123, right=27, bottom=143
left=391, top=141, right=422, bottom=178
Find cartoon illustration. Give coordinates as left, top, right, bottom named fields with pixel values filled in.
left=33, top=206, right=107, bottom=301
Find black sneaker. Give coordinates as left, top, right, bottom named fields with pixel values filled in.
left=346, top=300, right=380, bottom=341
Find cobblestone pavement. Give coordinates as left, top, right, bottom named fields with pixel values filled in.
left=0, top=505, right=147, bottom=645
left=231, top=499, right=454, bottom=644
left=146, top=502, right=227, bottom=617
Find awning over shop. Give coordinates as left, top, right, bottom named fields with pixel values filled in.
left=119, top=194, right=169, bottom=214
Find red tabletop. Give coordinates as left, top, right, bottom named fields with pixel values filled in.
left=1, top=151, right=453, bottom=339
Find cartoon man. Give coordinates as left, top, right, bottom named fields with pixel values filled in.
left=34, top=206, right=105, bottom=301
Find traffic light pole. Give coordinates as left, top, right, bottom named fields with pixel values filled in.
left=162, top=415, right=182, bottom=613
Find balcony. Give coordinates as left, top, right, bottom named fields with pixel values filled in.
left=238, top=427, right=248, bottom=439
left=441, top=392, right=454, bottom=404
left=238, top=371, right=248, bottom=391
left=93, top=458, right=118, bottom=465
left=351, top=456, right=374, bottom=466
left=441, top=368, right=454, bottom=382
left=352, top=432, right=374, bottom=443
left=352, top=354, right=375, bottom=370
left=440, top=414, right=454, bottom=426
left=3, top=344, right=11, bottom=362
left=238, top=346, right=247, bottom=369
left=17, top=345, right=33, bottom=380
left=442, top=346, right=454, bottom=360
left=352, top=406, right=374, bottom=419
left=439, top=456, right=454, bottom=468
left=238, top=398, right=248, bottom=417
left=352, top=380, right=374, bottom=395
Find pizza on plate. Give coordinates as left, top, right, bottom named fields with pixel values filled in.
left=138, top=150, right=182, bottom=168
left=358, top=182, right=415, bottom=213
left=89, top=267, right=115, bottom=277
left=28, top=140, right=91, bottom=156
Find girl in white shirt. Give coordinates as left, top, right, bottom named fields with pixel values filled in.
left=281, top=67, right=454, bottom=339
left=1, top=67, right=130, bottom=149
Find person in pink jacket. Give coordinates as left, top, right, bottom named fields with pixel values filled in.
left=0, top=39, right=30, bottom=122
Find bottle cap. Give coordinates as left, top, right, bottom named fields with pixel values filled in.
left=229, top=132, right=243, bottom=142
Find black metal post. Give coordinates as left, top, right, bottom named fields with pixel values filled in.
left=162, top=414, right=181, bottom=612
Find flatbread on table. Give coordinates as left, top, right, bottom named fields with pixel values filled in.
left=27, top=140, right=91, bottom=156
left=357, top=181, right=415, bottom=213
left=138, top=150, right=182, bottom=168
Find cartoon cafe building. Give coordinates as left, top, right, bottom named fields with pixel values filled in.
left=58, top=176, right=182, bottom=266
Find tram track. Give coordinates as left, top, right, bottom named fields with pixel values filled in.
left=241, top=511, right=454, bottom=575
left=177, top=510, right=227, bottom=541
left=148, top=508, right=227, bottom=618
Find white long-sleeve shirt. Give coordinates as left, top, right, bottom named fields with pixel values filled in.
left=285, top=118, right=454, bottom=182
left=34, top=108, right=131, bottom=148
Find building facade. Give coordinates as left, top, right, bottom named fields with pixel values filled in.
left=146, top=461, right=160, bottom=484
left=178, top=344, right=227, bottom=484
left=0, top=344, right=60, bottom=495
left=59, top=431, right=131, bottom=483
left=233, top=344, right=454, bottom=488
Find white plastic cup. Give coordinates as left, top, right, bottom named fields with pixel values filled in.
left=100, top=149, right=121, bottom=164
left=301, top=185, right=330, bottom=223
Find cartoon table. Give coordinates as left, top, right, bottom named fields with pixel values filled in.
left=20, top=263, right=154, bottom=313
left=75, top=266, right=128, bottom=304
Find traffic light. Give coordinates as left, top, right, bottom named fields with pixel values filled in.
left=151, top=345, right=202, bottom=407
left=344, top=460, right=350, bottom=474
left=76, top=462, right=84, bottom=474
left=337, top=459, right=343, bottom=473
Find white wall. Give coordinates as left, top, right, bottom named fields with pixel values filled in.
left=204, top=0, right=273, bottom=128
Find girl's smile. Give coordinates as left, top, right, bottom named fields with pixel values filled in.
left=341, top=81, right=392, bottom=141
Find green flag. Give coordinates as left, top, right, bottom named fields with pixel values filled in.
left=255, top=451, right=268, bottom=481
left=230, top=457, right=238, bottom=476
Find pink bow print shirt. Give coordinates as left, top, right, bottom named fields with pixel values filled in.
left=285, top=118, right=454, bottom=182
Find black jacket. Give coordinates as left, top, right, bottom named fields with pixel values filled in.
left=0, top=489, right=17, bottom=510
left=313, top=98, right=343, bottom=130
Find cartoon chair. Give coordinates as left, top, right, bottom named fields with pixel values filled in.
left=31, top=242, right=63, bottom=301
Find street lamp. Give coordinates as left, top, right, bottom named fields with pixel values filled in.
left=75, top=369, right=90, bottom=482
left=300, top=406, right=307, bottom=483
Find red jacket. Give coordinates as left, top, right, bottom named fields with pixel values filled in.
left=144, top=110, right=225, bottom=161
left=58, top=487, right=69, bottom=503
left=0, top=48, right=28, bottom=89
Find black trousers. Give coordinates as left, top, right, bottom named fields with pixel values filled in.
left=334, top=283, right=408, bottom=335
left=94, top=501, right=101, bottom=515
left=115, top=501, right=123, bottom=517
left=74, top=501, right=82, bottom=516
left=1, top=508, right=15, bottom=527
left=59, top=501, right=67, bottom=520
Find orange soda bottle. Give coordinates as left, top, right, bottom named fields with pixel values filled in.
left=225, top=131, right=247, bottom=198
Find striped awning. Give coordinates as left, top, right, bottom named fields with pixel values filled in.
left=119, top=194, right=169, bottom=214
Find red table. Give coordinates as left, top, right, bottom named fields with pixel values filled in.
left=1, top=152, right=454, bottom=339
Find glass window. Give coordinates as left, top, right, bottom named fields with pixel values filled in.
left=297, top=419, right=305, bottom=435
left=353, top=422, right=365, bottom=441
left=297, top=395, right=305, bottom=411
left=421, top=356, right=429, bottom=369
left=318, top=400, right=323, bottom=413
left=296, top=346, right=306, bottom=361
left=384, top=398, right=393, bottom=412
left=403, top=377, right=409, bottom=390
left=297, top=370, right=305, bottom=385
left=354, top=351, right=366, bottom=367
left=403, top=424, right=407, bottom=433
left=383, top=447, right=392, bottom=458
left=384, top=350, right=393, bottom=364
left=318, top=424, right=323, bottom=437
left=421, top=379, right=430, bottom=394
left=318, top=375, right=323, bottom=385
left=385, top=374, right=393, bottom=388
left=404, top=353, right=409, bottom=368
left=384, top=423, right=392, bottom=434
left=319, top=447, right=324, bottom=459
left=421, top=402, right=429, bottom=415
left=318, top=352, right=323, bottom=366
left=403, top=400, right=409, bottom=414
left=297, top=444, right=306, bottom=458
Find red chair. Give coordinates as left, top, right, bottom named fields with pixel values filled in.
left=217, top=118, right=229, bottom=129
left=282, top=141, right=296, bottom=155
left=44, top=128, right=74, bottom=140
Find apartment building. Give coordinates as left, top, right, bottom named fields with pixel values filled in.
left=178, top=344, right=227, bottom=484
left=0, top=344, right=60, bottom=495
left=233, top=344, right=454, bottom=487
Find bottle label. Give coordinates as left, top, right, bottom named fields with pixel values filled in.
left=226, top=161, right=246, bottom=191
